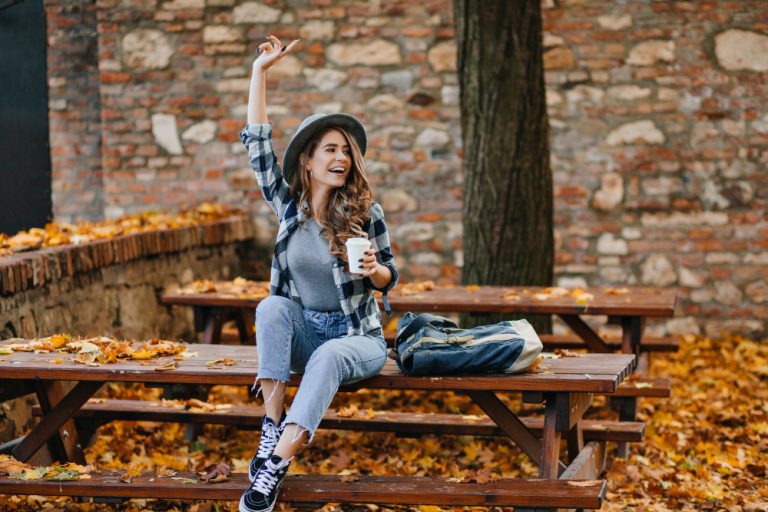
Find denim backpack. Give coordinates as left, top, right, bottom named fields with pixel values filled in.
left=393, top=312, right=543, bottom=376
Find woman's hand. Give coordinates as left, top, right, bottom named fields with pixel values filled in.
left=359, top=249, right=393, bottom=289
left=359, top=249, right=380, bottom=278
left=253, top=35, right=300, bottom=72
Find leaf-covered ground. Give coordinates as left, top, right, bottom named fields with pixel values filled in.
left=1, top=334, right=766, bottom=511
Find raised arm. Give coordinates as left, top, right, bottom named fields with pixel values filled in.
left=248, top=35, right=300, bottom=125
left=241, top=36, right=300, bottom=221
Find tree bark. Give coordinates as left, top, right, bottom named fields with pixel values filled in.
left=454, top=0, right=553, bottom=331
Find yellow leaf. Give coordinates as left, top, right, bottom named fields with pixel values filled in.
left=130, top=348, right=154, bottom=360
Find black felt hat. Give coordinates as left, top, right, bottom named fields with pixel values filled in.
left=282, top=113, right=367, bottom=183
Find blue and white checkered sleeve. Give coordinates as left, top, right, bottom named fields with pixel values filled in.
left=240, top=123, right=293, bottom=222
left=367, top=202, right=398, bottom=293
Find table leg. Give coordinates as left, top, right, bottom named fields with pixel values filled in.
left=235, top=308, right=255, bottom=345
left=620, top=316, right=644, bottom=358
left=540, top=395, right=563, bottom=479
left=13, top=380, right=103, bottom=463
left=193, top=306, right=206, bottom=334
left=202, top=308, right=224, bottom=345
left=616, top=315, right=644, bottom=458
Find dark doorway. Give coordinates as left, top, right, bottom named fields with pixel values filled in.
left=0, top=0, right=52, bottom=234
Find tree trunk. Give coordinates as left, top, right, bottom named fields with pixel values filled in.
left=454, top=0, right=553, bottom=332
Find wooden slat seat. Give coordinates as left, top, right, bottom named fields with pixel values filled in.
left=33, top=399, right=645, bottom=443
left=0, top=471, right=607, bottom=509
left=614, top=377, right=670, bottom=398
left=539, top=334, right=678, bottom=352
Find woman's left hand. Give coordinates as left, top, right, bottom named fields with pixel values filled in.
left=359, top=249, right=380, bottom=277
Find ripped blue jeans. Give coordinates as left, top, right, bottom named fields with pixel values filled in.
left=255, top=295, right=387, bottom=440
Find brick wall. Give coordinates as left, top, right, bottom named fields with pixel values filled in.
left=45, top=0, right=768, bottom=338
left=45, top=0, right=103, bottom=221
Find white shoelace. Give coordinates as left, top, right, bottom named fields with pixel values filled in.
left=256, top=422, right=280, bottom=459
left=251, top=459, right=281, bottom=495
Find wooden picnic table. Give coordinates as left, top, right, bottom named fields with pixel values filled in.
left=0, top=339, right=635, bottom=509
left=161, top=283, right=678, bottom=359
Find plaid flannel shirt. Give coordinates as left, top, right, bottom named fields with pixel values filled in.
left=241, top=123, right=398, bottom=336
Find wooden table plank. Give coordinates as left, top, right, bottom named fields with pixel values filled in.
left=162, top=284, right=677, bottom=317
left=0, top=344, right=634, bottom=393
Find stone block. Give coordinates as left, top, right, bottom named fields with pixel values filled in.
left=327, top=39, right=401, bottom=66
left=641, top=254, right=677, bottom=287
left=606, top=120, right=665, bottom=146
left=233, top=2, right=281, bottom=24
left=122, top=29, right=173, bottom=70
left=627, top=40, right=675, bottom=66
left=714, top=29, right=768, bottom=72
left=427, top=40, right=456, bottom=72
left=544, top=47, right=575, bottom=70
left=151, top=113, right=184, bottom=155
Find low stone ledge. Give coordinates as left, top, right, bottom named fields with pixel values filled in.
left=0, top=217, right=256, bottom=296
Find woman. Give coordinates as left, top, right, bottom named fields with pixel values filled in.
left=238, top=35, right=398, bottom=512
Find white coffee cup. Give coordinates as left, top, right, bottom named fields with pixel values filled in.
left=345, top=237, right=372, bottom=274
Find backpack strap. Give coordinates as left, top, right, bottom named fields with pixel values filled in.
left=393, top=313, right=454, bottom=353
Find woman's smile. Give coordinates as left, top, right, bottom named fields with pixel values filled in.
left=309, top=129, right=352, bottom=187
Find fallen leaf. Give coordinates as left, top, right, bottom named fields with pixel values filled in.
left=526, top=354, right=545, bottom=371
left=154, top=360, right=177, bottom=371
left=567, top=480, right=602, bottom=487
left=0, top=455, right=32, bottom=475
left=119, top=464, right=143, bottom=483
left=206, top=357, right=236, bottom=369
left=554, top=349, right=584, bottom=357
left=197, top=463, right=231, bottom=483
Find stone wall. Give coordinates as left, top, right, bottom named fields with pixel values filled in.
left=44, top=0, right=768, bottom=338
left=542, top=1, right=768, bottom=338
left=0, top=217, right=256, bottom=339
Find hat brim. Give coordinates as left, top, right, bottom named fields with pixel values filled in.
left=282, top=113, right=367, bottom=185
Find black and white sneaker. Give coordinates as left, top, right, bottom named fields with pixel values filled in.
left=239, top=454, right=291, bottom=512
left=248, top=412, right=286, bottom=482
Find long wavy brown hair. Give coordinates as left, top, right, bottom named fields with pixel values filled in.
left=289, top=127, right=373, bottom=258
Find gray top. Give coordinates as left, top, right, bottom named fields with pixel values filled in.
left=286, top=218, right=342, bottom=311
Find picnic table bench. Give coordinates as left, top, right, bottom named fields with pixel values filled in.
left=0, top=340, right=635, bottom=510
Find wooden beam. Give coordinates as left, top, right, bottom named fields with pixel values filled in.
left=558, top=315, right=611, bottom=353
left=555, top=392, right=593, bottom=432
left=560, top=441, right=607, bottom=481
left=566, top=422, right=584, bottom=464
left=13, top=380, right=102, bottom=463
left=465, top=390, right=542, bottom=467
